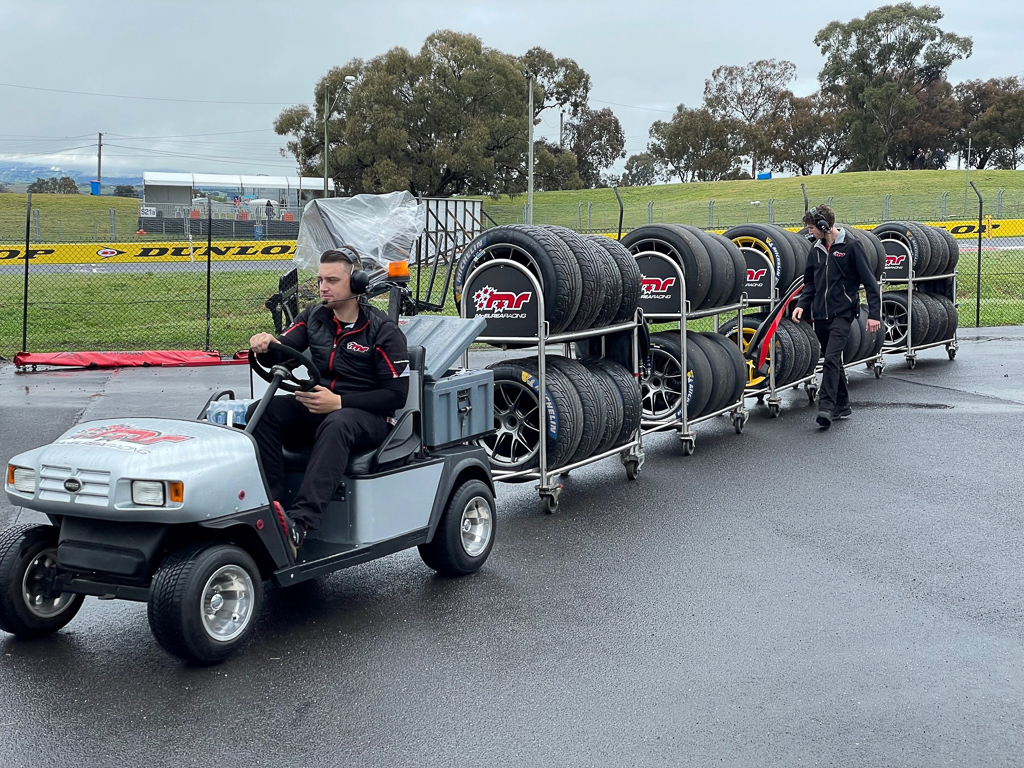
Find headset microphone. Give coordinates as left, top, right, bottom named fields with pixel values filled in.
left=321, top=295, right=360, bottom=306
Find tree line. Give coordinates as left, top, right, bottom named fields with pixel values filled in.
left=274, top=3, right=1024, bottom=196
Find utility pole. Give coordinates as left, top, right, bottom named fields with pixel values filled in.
left=323, top=88, right=329, bottom=197
left=525, top=71, right=534, bottom=225
left=559, top=111, right=564, bottom=149
left=97, top=132, right=103, bottom=187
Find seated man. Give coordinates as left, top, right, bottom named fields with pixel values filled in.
left=248, top=246, right=409, bottom=556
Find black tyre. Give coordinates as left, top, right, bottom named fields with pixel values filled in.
left=707, top=232, right=747, bottom=306
left=548, top=356, right=607, bottom=463
left=453, top=224, right=582, bottom=333
left=795, top=319, right=822, bottom=377
left=771, top=321, right=797, bottom=386
left=702, top=332, right=746, bottom=406
left=860, top=229, right=887, bottom=280
left=781, top=319, right=811, bottom=385
left=677, top=225, right=730, bottom=310
left=922, top=225, right=949, bottom=277
left=917, top=292, right=947, bottom=345
left=419, top=479, right=496, bottom=576
left=933, top=294, right=958, bottom=340
left=645, top=332, right=714, bottom=421
left=723, top=224, right=798, bottom=294
left=937, top=228, right=959, bottom=272
left=843, top=311, right=863, bottom=363
left=854, top=306, right=875, bottom=362
left=587, top=236, right=643, bottom=324
left=718, top=315, right=767, bottom=389
left=776, top=227, right=811, bottom=282
left=0, top=524, right=84, bottom=639
left=543, top=226, right=607, bottom=331
left=579, top=358, right=625, bottom=455
left=588, top=357, right=642, bottom=446
left=620, top=224, right=712, bottom=308
left=690, top=332, right=731, bottom=414
left=839, top=225, right=878, bottom=277
left=873, top=222, right=932, bottom=277
left=483, top=358, right=582, bottom=471
left=882, top=292, right=930, bottom=347
left=148, top=543, right=263, bottom=665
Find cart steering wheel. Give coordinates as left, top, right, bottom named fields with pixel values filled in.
left=248, top=341, right=321, bottom=393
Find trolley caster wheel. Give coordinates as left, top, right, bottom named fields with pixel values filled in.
left=874, top=363, right=883, bottom=378
left=541, top=495, right=559, bottom=514
left=907, top=356, right=917, bottom=369
left=679, top=437, right=695, bottom=456
left=806, top=385, right=818, bottom=405
left=947, top=347, right=956, bottom=360
left=732, top=412, right=746, bottom=435
left=624, top=459, right=641, bottom=481
left=767, top=402, right=781, bottom=418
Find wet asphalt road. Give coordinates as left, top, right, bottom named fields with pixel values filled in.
left=1, top=330, right=1023, bottom=767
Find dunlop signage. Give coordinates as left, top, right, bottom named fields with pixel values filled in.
left=0, top=240, right=296, bottom=265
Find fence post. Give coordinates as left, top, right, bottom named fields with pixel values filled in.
left=767, top=198, right=775, bottom=224
left=648, top=200, right=654, bottom=225
left=708, top=200, right=715, bottom=228
left=22, top=193, right=31, bottom=352
left=205, top=203, right=213, bottom=351
left=587, top=202, right=592, bottom=231
left=970, top=181, right=982, bottom=327
left=32, top=208, right=40, bottom=241
left=578, top=201, right=583, bottom=230
left=996, top=189, right=1004, bottom=217
left=826, top=195, right=834, bottom=208
left=883, top=194, right=891, bottom=221
left=941, top=191, right=948, bottom=220
left=109, top=208, right=117, bottom=240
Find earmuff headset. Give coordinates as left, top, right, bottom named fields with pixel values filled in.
left=808, top=206, right=831, bottom=235
left=330, top=245, right=370, bottom=295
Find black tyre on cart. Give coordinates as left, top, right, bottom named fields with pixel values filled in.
left=780, top=319, right=812, bottom=385
left=718, top=315, right=767, bottom=389
left=677, top=224, right=731, bottom=310
left=769, top=320, right=797, bottom=386
left=882, top=292, right=931, bottom=347
left=453, top=224, right=583, bottom=333
left=916, top=292, right=948, bottom=345
left=586, top=236, right=643, bottom=324
left=691, top=332, right=733, bottom=414
left=724, top=223, right=799, bottom=294
left=542, top=226, right=609, bottom=331
left=703, top=332, right=747, bottom=406
left=620, top=224, right=713, bottom=309
left=483, top=358, right=583, bottom=472
left=854, top=306, right=878, bottom=362
left=706, top=232, right=748, bottom=306
left=548, top=356, right=608, bottom=463
left=843, top=311, right=864, bottom=363
left=933, top=294, right=958, bottom=339
left=776, top=227, right=811, bottom=280
left=937, top=228, right=959, bottom=272
left=794, top=319, right=822, bottom=376
left=579, top=358, right=625, bottom=455
left=873, top=222, right=932, bottom=277
left=922, top=225, right=949, bottom=277
left=646, top=332, right=714, bottom=421
left=0, top=524, right=84, bottom=639
left=587, top=357, right=642, bottom=447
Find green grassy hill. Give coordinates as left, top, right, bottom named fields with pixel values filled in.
left=0, top=193, right=142, bottom=242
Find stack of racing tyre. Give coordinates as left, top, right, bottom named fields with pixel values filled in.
left=718, top=316, right=821, bottom=390
left=453, top=224, right=642, bottom=332
left=641, top=331, right=746, bottom=423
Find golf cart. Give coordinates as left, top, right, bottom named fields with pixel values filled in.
left=1, top=282, right=497, bottom=664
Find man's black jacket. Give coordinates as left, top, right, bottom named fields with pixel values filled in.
left=796, top=228, right=881, bottom=322
left=261, top=302, right=409, bottom=417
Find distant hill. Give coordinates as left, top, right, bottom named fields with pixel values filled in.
left=0, top=162, right=141, bottom=187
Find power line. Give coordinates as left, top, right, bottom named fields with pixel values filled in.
left=589, top=98, right=674, bottom=114
left=106, top=128, right=278, bottom=139
left=0, top=81, right=300, bottom=106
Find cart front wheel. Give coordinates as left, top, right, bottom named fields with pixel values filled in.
left=0, top=525, right=84, bottom=638
left=419, top=479, right=496, bottom=576
left=148, top=543, right=263, bottom=665
left=947, top=347, right=956, bottom=360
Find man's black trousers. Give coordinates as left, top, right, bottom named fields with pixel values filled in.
left=247, top=396, right=390, bottom=530
left=812, top=313, right=853, bottom=415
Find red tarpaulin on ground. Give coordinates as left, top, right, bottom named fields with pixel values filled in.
left=13, top=350, right=248, bottom=369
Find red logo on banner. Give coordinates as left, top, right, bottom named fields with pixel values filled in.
left=640, top=276, right=676, bottom=295
left=473, top=286, right=532, bottom=312
left=885, top=254, right=907, bottom=267
left=746, top=268, right=767, bottom=282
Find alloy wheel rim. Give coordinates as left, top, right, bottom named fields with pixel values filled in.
left=482, top=380, right=541, bottom=468
left=22, top=548, right=75, bottom=619
left=641, top=347, right=683, bottom=420
left=201, top=565, right=255, bottom=642
left=460, top=496, right=493, bottom=558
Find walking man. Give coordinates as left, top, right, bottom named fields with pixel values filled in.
left=791, top=205, right=881, bottom=429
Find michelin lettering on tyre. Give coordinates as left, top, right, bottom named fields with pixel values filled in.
left=520, top=372, right=558, bottom=439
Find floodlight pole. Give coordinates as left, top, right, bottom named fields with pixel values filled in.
left=525, top=71, right=534, bottom=225
left=323, top=75, right=357, bottom=199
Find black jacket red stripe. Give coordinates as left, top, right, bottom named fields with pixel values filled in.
left=263, top=302, right=409, bottom=417
left=796, top=228, right=881, bottom=322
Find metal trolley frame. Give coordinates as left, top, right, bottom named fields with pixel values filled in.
left=459, top=258, right=645, bottom=514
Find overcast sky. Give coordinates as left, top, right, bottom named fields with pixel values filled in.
left=2, top=0, right=1021, bottom=178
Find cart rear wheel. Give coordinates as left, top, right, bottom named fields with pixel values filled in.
left=0, top=525, right=84, bottom=638
left=148, top=543, right=263, bottom=665
left=419, top=480, right=496, bottom=576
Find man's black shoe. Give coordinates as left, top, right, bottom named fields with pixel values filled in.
left=833, top=406, right=853, bottom=419
left=816, top=411, right=833, bottom=429
left=273, top=501, right=306, bottom=558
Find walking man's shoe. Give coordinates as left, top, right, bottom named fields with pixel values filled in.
left=816, top=411, right=833, bottom=429
left=832, top=406, right=853, bottom=419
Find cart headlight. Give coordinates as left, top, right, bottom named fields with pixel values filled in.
left=8, top=465, right=36, bottom=493
left=131, top=480, right=165, bottom=507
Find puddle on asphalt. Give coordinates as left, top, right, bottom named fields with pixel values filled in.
left=851, top=402, right=954, bottom=410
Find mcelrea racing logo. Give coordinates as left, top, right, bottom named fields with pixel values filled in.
left=473, top=285, right=532, bottom=316
left=640, top=275, right=676, bottom=300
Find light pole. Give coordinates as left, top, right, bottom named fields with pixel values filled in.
left=523, top=71, right=534, bottom=225
left=324, top=75, right=357, bottom=197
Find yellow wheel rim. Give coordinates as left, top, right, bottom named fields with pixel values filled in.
left=723, top=326, right=767, bottom=388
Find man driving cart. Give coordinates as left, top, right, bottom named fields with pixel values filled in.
left=248, top=246, right=410, bottom=555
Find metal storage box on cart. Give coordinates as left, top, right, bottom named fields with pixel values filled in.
left=422, top=369, right=494, bottom=448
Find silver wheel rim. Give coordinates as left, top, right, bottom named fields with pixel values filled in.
left=460, top=496, right=493, bottom=558
left=200, top=565, right=255, bottom=643
left=641, top=347, right=683, bottom=420
left=22, top=547, right=75, bottom=619
left=482, top=380, right=541, bottom=469
left=882, top=299, right=908, bottom=346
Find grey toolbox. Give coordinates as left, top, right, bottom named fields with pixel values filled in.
left=398, top=314, right=495, bottom=448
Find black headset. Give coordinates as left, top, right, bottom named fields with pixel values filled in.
left=333, top=245, right=369, bottom=295
left=808, top=206, right=831, bottom=234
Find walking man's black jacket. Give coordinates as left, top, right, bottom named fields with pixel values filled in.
left=796, top=229, right=881, bottom=322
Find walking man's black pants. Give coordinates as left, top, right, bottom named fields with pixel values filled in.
left=812, top=313, right=853, bottom=416
left=247, top=396, right=390, bottom=530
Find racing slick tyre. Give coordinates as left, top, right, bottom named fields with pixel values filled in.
left=677, top=225, right=731, bottom=310
left=587, top=236, right=643, bottom=324
left=843, top=311, right=864, bottom=364
left=873, top=222, right=932, bottom=277
left=419, top=479, right=496, bottom=576
left=937, top=227, right=959, bottom=272
left=579, top=358, right=625, bottom=455
left=542, top=226, right=608, bottom=331
left=780, top=319, right=812, bottom=384
left=587, top=357, right=642, bottom=447
left=690, top=332, right=734, bottom=415
left=882, top=292, right=930, bottom=348
left=933, top=294, right=958, bottom=339
left=775, top=227, right=811, bottom=282
left=923, top=225, right=949, bottom=277
left=645, top=332, right=713, bottom=422
left=0, top=524, right=84, bottom=639
left=839, top=225, right=879, bottom=278
left=718, top=315, right=767, bottom=389
left=703, top=331, right=747, bottom=406
left=724, top=224, right=798, bottom=294
left=768, top=319, right=796, bottom=386
left=707, top=232, right=748, bottom=306
left=794, top=319, right=822, bottom=377
left=548, top=356, right=608, bottom=463
left=861, top=229, right=887, bottom=280
left=453, top=224, right=582, bottom=333
left=148, top=543, right=263, bottom=665
left=483, top=358, right=583, bottom=472
left=620, top=224, right=713, bottom=309
left=916, top=292, right=946, bottom=345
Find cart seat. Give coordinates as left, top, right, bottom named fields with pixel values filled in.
left=282, top=345, right=424, bottom=476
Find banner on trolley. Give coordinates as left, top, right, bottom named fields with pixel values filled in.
left=0, top=240, right=296, bottom=265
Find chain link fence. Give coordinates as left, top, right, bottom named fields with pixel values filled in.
left=2, top=189, right=1022, bottom=358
